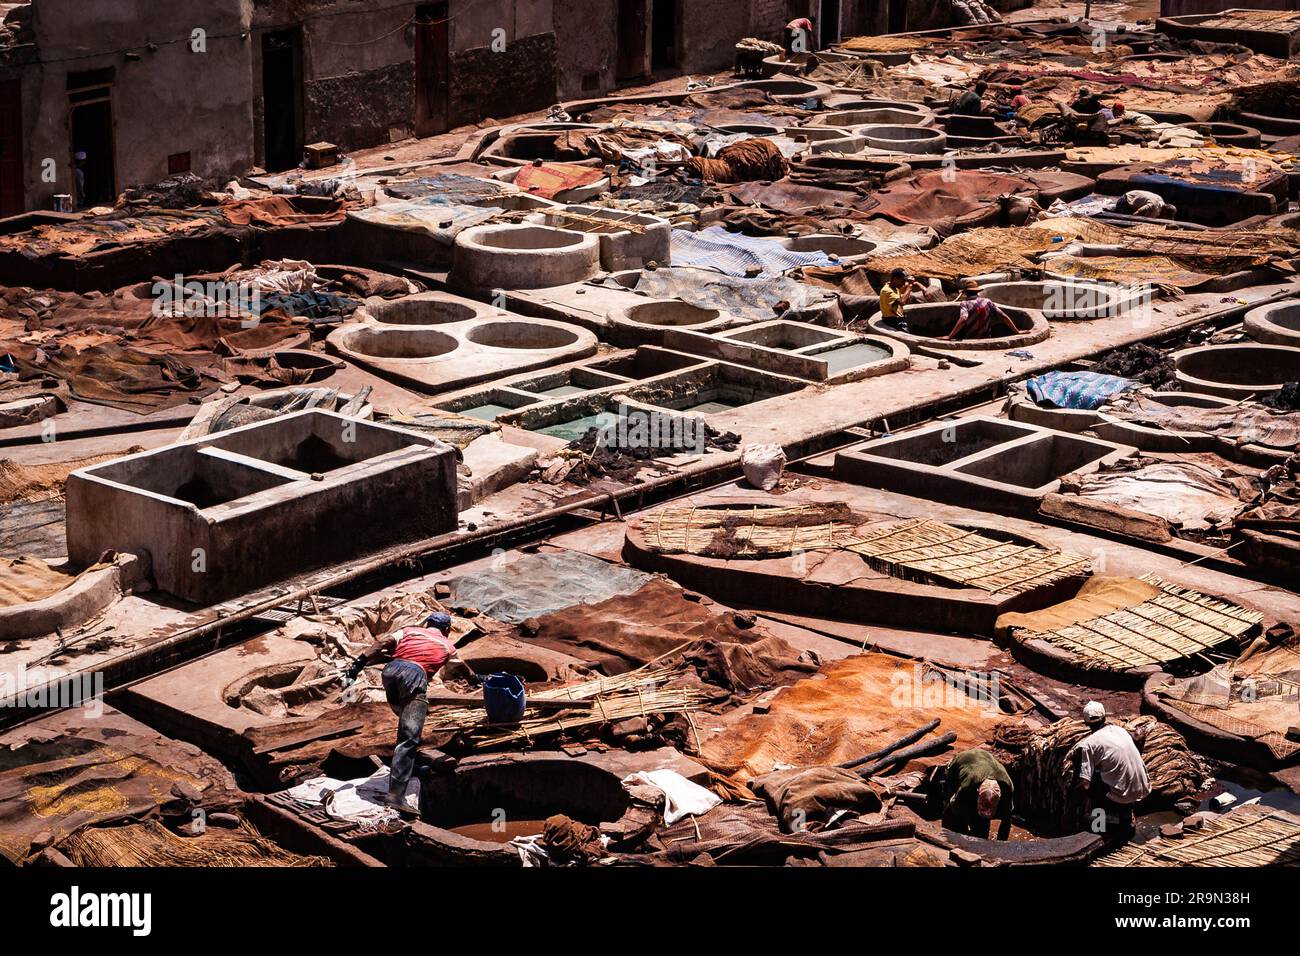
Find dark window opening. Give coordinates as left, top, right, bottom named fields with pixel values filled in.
left=168, top=152, right=192, bottom=175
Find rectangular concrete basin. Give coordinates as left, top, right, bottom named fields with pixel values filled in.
left=66, top=411, right=458, bottom=604
left=836, top=416, right=1133, bottom=514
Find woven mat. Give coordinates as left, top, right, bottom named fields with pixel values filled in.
left=1014, top=573, right=1262, bottom=671
left=1095, top=805, right=1300, bottom=867
left=840, top=518, right=1091, bottom=595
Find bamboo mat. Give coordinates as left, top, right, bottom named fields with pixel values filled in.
left=641, top=508, right=1091, bottom=594
left=1020, top=573, right=1262, bottom=671
left=840, top=518, right=1092, bottom=594
left=1095, top=806, right=1300, bottom=867
left=642, top=504, right=853, bottom=557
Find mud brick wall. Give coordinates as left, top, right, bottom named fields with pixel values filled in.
left=305, top=61, right=416, bottom=150
left=751, top=0, right=792, bottom=40
left=448, top=32, right=558, bottom=129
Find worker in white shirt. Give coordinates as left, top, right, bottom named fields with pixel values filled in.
left=1071, top=701, right=1151, bottom=840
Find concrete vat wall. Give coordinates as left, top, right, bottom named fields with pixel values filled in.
left=66, top=411, right=458, bottom=604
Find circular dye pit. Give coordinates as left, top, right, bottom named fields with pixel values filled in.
left=830, top=98, right=928, bottom=115
left=980, top=281, right=1123, bottom=321
left=273, top=349, right=340, bottom=381
left=1190, top=122, right=1262, bottom=149
left=477, top=226, right=586, bottom=251
left=466, top=321, right=582, bottom=350
left=859, top=124, right=947, bottom=154
left=868, top=302, right=1048, bottom=351
left=414, top=756, right=633, bottom=864
left=1174, top=343, right=1300, bottom=398
left=1244, top=301, right=1300, bottom=347
left=339, top=326, right=460, bottom=360
left=784, top=234, right=878, bottom=258
left=370, top=298, right=479, bottom=325
left=935, top=112, right=1006, bottom=138
left=778, top=126, right=864, bottom=153
left=453, top=224, right=601, bottom=290
left=622, top=302, right=723, bottom=327
left=735, top=78, right=826, bottom=101
left=813, top=108, right=931, bottom=128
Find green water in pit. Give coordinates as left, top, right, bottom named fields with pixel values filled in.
left=534, top=385, right=586, bottom=398
left=680, top=399, right=738, bottom=414
left=817, top=342, right=890, bottom=373
left=535, top=412, right=611, bottom=441
left=459, top=403, right=513, bottom=421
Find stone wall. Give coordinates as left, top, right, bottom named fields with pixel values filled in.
left=304, top=60, right=415, bottom=150
left=448, top=31, right=558, bottom=128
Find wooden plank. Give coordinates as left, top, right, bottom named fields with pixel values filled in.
left=253, top=720, right=365, bottom=755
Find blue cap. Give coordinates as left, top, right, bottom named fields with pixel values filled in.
left=424, top=611, right=452, bottom=632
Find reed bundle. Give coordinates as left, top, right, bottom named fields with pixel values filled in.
left=1025, top=574, right=1262, bottom=670
left=425, top=665, right=709, bottom=748
left=1096, top=806, right=1300, bottom=867
left=840, top=35, right=929, bottom=52
left=841, top=518, right=1092, bottom=594
left=58, top=818, right=332, bottom=867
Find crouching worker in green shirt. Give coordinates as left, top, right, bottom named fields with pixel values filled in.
left=941, top=749, right=1014, bottom=840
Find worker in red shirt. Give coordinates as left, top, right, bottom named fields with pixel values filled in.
left=346, top=611, right=481, bottom=808
left=784, top=16, right=817, bottom=55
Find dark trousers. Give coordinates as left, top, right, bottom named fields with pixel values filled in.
left=1088, top=775, right=1135, bottom=839
left=381, top=659, right=429, bottom=795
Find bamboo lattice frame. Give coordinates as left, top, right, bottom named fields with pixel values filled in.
left=642, top=504, right=852, bottom=557
left=1095, top=807, right=1300, bottom=867
left=1019, top=573, right=1263, bottom=671
left=642, top=509, right=1092, bottom=594
left=839, top=518, right=1092, bottom=594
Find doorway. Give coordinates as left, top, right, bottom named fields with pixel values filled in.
left=819, top=0, right=841, bottom=47
left=651, top=0, right=678, bottom=71
left=415, top=3, right=450, bottom=137
left=888, top=0, right=907, bottom=33
left=262, top=28, right=303, bottom=172
left=616, top=0, right=647, bottom=82
left=67, top=70, right=116, bottom=207
left=0, top=78, right=21, bottom=217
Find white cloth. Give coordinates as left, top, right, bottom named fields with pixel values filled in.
left=284, top=767, right=420, bottom=825
left=1072, top=724, right=1151, bottom=805
left=622, top=769, right=721, bottom=824
left=741, top=443, right=786, bottom=491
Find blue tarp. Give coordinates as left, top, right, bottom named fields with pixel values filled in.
left=670, top=225, right=834, bottom=278
left=1025, top=370, right=1136, bottom=411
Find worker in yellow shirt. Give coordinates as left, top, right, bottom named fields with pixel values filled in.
left=880, top=268, right=917, bottom=333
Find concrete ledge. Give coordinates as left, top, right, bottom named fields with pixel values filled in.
left=1244, top=299, right=1300, bottom=346
left=0, top=552, right=150, bottom=643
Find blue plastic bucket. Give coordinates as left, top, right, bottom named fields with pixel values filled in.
left=482, top=673, right=527, bottom=724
